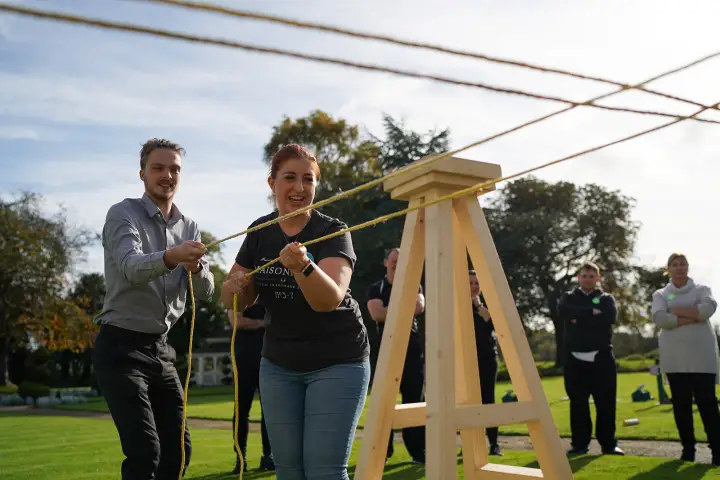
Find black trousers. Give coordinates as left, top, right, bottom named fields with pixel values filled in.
left=479, top=355, right=499, bottom=446
left=382, top=329, right=426, bottom=461
left=232, top=346, right=271, bottom=459
left=92, top=324, right=191, bottom=480
left=666, top=372, right=720, bottom=454
left=563, top=349, right=617, bottom=451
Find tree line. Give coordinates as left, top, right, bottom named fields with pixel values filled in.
left=0, top=110, right=670, bottom=388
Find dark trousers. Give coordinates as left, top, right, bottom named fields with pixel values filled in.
left=232, top=349, right=271, bottom=459
left=666, top=372, right=720, bottom=454
left=92, top=324, right=191, bottom=480
left=383, top=329, right=426, bottom=462
left=563, top=349, right=617, bottom=451
left=479, top=355, right=499, bottom=446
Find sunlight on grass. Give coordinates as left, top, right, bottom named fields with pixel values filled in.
left=53, top=372, right=717, bottom=443
left=2, top=413, right=720, bottom=479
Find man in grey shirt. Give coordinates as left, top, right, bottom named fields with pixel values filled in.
left=92, top=138, right=214, bottom=480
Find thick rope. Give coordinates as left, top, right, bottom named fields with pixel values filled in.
left=230, top=295, right=244, bottom=479
left=179, top=272, right=196, bottom=480
left=1, top=3, right=719, bottom=125
left=140, top=0, right=719, bottom=113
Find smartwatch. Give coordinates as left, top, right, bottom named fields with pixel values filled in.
left=301, top=260, right=315, bottom=277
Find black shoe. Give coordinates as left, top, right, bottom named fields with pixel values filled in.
left=567, top=446, right=589, bottom=455
left=411, top=457, right=425, bottom=465
left=602, top=447, right=624, bottom=456
left=259, top=454, right=276, bottom=471
left=489, top=444, right=504, bottom=456
left=232, top=455, right=247, bottom=474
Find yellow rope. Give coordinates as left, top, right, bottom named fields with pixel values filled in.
left=142, top=0, right=719, bottom=113
left=179, top=271, right=195, bottom=480
left=1, top=3, right=718, bottom=125
left=230, top=294, right=244, bottom=479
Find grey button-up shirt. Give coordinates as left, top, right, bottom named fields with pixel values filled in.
left=94, top=193, right=215, bottom=334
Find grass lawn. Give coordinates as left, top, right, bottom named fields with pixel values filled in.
left=1, top=412, right=719, bottom=479
left=54, top=372, right=713, bottom=443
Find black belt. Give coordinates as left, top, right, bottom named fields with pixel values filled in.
left=100, top=323, right=168, bottom=345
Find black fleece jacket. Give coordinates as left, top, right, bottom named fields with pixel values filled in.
left=557, top=287, right=617, bottom=353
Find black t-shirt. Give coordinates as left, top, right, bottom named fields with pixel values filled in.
left=367, top=277, right=422, bottom=339
left=233, top=302, right=265, bottom=360
left=235, top=210, right=369, bottom=372
left=473, top=293, right=498, bottom=361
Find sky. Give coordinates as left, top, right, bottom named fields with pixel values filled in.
left=1, top=0, right=719, bottom=317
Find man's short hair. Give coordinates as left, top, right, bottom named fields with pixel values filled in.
left=140, top=138, right=185, bottom=170
left=578, top=262, right=600, bottom=275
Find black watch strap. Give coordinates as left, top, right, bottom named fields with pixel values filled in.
left=301, top=261, right=315, bottom=277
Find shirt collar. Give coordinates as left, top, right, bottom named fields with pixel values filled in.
left=141, top=193, right=183, bottom=225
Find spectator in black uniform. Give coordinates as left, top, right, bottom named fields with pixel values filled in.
left=226, top=302, right=275, bottom=473
left=468, top=270, right=503, bottom=456
left=557, top=261, right=624, bottom=456
left=367, top=247, right=426, bottom=464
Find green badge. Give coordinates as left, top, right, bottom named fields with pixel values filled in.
left=592, top=298, right=600, bottom=305
left=668, top=294, right=676, bottom=301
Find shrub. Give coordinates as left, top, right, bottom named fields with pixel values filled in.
left=18, top=381, right=50, bottom=400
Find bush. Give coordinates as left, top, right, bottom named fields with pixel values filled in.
left=18, top=381, right=50, bottom=400
left=622, top=353, right=646, bottom=362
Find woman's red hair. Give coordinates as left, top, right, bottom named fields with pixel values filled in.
left=270, top=144, right=321, bottom=179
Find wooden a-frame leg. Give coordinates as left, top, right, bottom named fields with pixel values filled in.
left=452, top=210, right=486, bottom=480
left=354, top=199, right=426, bottom=480
left=424, top=190, right=458, bottom=479
left=454, top=196, right=574, bottom=480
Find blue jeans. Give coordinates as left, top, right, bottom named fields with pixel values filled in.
left=259, top=357, right=371, bottom=480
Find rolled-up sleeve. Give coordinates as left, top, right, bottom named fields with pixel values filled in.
left=652, top=291, right=678, bottom=330
left=104, top=205, right=171, bottom=285
left=697, top=286, right=718, bottom=321
left=189, top=223, right=215, bottom=301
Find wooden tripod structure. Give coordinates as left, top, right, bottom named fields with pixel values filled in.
left=354, top=156, right=574, bottom=480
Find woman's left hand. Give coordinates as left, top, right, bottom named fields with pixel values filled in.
left=279, top=242, right=310, bottom=273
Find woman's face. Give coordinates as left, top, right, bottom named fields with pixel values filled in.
left=668, top=256, right=689, bottom=283
left=470, top=274, right=481, bottom=297
left=269, top=157, right=317, bottom=214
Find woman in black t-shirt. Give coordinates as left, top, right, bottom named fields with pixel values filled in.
left=221, top=144, right=370, bottom=480
left=469, top=270, right=503, bottom=456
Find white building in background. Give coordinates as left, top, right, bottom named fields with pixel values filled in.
left=191, top=323, right=233, bottom=387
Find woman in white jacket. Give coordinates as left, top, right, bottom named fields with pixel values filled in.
left=651, top=253, right=719, bottom=464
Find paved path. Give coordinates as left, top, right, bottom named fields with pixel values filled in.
left=3, top=406, right=715, bottom=465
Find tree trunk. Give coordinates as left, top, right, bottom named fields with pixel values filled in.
left=0, top=335, right=9, bottom=386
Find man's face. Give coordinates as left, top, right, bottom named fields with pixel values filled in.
left=384, top=249, right=399, bottom=278
left=140, top=148, right=182, bottom=202
left=578, top=268, right=599, bottom=291
left=469, top=273, right=481, bottom=297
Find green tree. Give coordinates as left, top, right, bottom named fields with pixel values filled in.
left=0, top=192, right=95, bottom=386
left=483, top=177, right=645, bottom=366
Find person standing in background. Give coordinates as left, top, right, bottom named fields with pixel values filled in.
left=651, top=253, right=719, bottom=464
left=558, top=262, right=623, bottom=457
left=469, top=270, right=503, bottom=456
left=367, top=248, right=426, bottom=465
